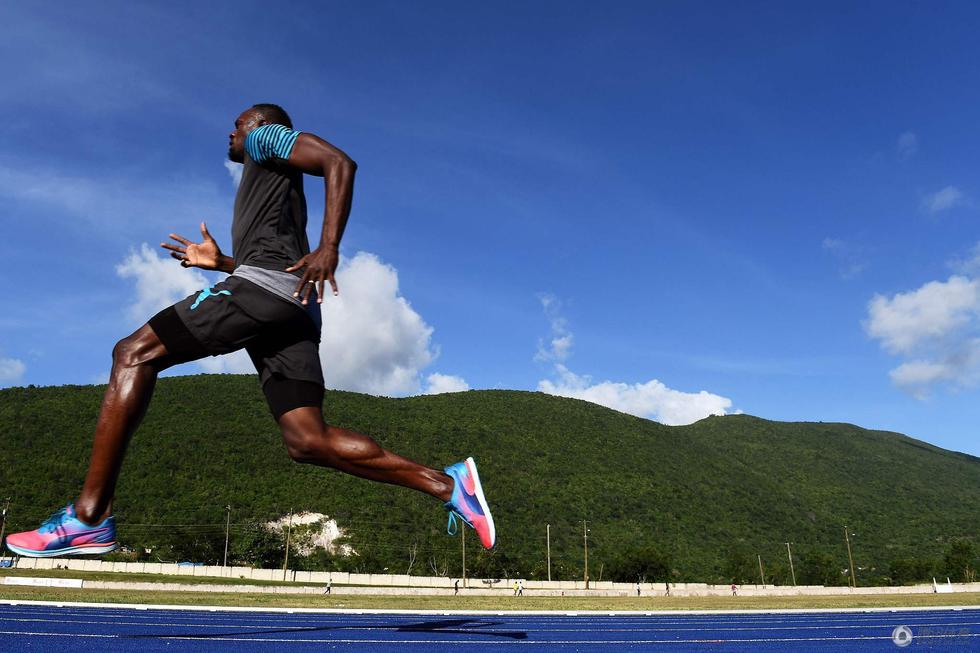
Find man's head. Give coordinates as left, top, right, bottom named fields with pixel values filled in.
left=227, top=103, right=293, bottom=162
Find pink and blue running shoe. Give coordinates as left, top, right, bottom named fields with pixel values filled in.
left=444, top=457, right=496, bottom=549
left=5, top=504, right=117, bottom=557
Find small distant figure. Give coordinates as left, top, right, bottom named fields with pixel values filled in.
left=517, top=579, right=524, bottom=596
left=636, top=582, right=641, bottom=596
left=323, top=580, right=332, bottom=595
left=454, top=579, right=459, bottom=596
left=731, top=583, right=738, bottom=596
left=513, top=580, right=519, bottom=596
left=665, top=582, right=670, bottom=597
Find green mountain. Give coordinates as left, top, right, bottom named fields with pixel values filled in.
left=1, top=376, right=978, bottom=585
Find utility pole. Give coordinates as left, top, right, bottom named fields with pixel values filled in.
left=844, top=526, right=856, bottom=588
left=282, top=509, right=294, bottom=581
left=546, top=524, right=552, bottom=582
left=0, top=498, right=10, bottom=551
left=757, top=554, right=766, bottom=588
left=223, top=505, right=231, bottom=569
left=583, top=521, right=589, bottom=589
left=785, top=542, right=796, bottom=586
left=461, top=523, right=466, bottom=588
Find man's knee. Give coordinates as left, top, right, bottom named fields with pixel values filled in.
left=112, top=325, right=167, bottom=369
left=281, top=424, right=326, bottom=464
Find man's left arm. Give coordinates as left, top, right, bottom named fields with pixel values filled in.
left=283, top=132, right=357, bottom=303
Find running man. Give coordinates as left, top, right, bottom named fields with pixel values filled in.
left=6, top=103, right=495, bottom=558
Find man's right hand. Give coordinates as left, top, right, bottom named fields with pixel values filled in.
left=161, top=222, right=227, bottom=271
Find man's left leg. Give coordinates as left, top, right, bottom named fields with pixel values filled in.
left=277, top=405, right=453, bottom=501
left=264, top=378, right=494, bottom=549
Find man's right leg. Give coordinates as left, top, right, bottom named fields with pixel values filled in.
left=74, top=323, right=195, bottom=524
left=5, top=320, right=199, bottom=557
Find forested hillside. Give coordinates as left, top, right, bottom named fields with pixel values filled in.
left=1, top=376, right=977, bottom=585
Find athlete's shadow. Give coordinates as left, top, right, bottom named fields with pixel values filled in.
left=130, top=617, right=528, bottom=640
left=397, top=618, right=528, bottom=639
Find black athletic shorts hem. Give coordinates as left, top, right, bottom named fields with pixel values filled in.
left=262, top=376, right=324, bottom=420
left=148, top=306, right=209, bottom=359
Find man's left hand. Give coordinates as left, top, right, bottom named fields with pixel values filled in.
left=286, top=246, right=339, bottom=304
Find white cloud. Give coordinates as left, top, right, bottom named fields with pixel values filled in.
left=866, top=275, right=980, bottom=397
left=534, top=294, right=573, bottom=362
left=533, top=296, right=733, bottom=425
left=197, top=350, right=254, bottom=375
left=319, top=252, right=438, bottom=395
left=865, top=276, right=980, bottom=354
left=116, top=244, right=209, bottom=322
left=948, top=241, right=980, bottom=276
left=538, top=365, right=732, bottom=426
left=423, top=373, right=470, bottom=395
left=921, top=185, right=966, bottom=215
left=896, top=131, right=918, bottom=161
left=0, top=357, right=26, bottom=384
left=114, top=248, right=447, bottom=393
left=115, top=245, right=258, bottom=376
left=224, top=160, right=243, bottom=187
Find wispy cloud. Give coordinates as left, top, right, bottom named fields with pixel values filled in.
left=948, top=241, right=980, bottom=276
left=224, top=161, right=243, bottom=188
left=0, top=160, right=230, bottom=242
left=534, top=294, right=573, bottom=363
left=0, top=357, right=26, bottom=386
left=896, top=131, right=918, bottom=161
left=423, top=373, right=470, bottom=394
left=865, top=274, right=980, bottom=397
left=921, top=185, right=966, bottom=215
left=115, top=244, right=210, bottom=322
left=822, top=237, right=868, bottom=280
left=534, top=295, right=734, bottom=425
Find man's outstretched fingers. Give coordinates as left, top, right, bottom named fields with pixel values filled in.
left=161, top=242, right=186, bottom=257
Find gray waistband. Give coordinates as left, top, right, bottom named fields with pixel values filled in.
left=232, top=265, right=322, bottom=328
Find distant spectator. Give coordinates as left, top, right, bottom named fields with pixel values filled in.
left=665, top=582, right=670, bottom=597
left=636, top=582, right=641, bottom=596
left=731, top=583, right=738, bottom=596
left=517, top=579, right=524, bottom=596
left=513, top=580, right=519, bottom=596
left=323, top=580, right=331, bottom=595
left=454, top=579, right=459, bottom=596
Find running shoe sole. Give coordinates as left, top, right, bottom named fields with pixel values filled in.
left=463, top=456, right=496, bottom=548
left=5, top=542, right=119, bottom=557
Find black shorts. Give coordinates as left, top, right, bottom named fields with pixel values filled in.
left=148, top=276, right=324, bottom=419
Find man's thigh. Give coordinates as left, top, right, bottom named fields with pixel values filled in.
left=147, top=276, right=297, bottom=363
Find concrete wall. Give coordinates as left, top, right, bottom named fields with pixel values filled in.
left=6, top=556, right=980, bottom=597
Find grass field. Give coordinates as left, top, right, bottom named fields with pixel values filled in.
left=0, top=567, right=306, bottom=587
left=2, top=584, right=978, bottom=612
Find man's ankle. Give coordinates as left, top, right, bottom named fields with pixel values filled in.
left=74, top=503, right=109, bottom=526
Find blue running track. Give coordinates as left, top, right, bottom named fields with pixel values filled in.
left=0, top=602, right=977, bottom=651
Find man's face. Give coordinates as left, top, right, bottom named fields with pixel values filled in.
left=227, top=109, right=265, bottom=163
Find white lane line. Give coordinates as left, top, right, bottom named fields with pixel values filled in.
left=0, top=615, right=977, bottom=634
left=0, top=630, right=977, bottom=644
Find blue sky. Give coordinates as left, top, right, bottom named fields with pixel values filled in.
left=3, top=1, right=980, bottom=455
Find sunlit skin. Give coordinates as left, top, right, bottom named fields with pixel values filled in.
left=73, top=107, right=453, bottom=525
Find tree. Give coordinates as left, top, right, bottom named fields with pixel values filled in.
left=608, top=545, right=671, bottom=583
left=943, top=539, right=977, bottom=583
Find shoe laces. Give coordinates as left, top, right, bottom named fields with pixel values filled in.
left=39, top=506, right=70, bottom=534
left=445, top=507, right=473, bottom=536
